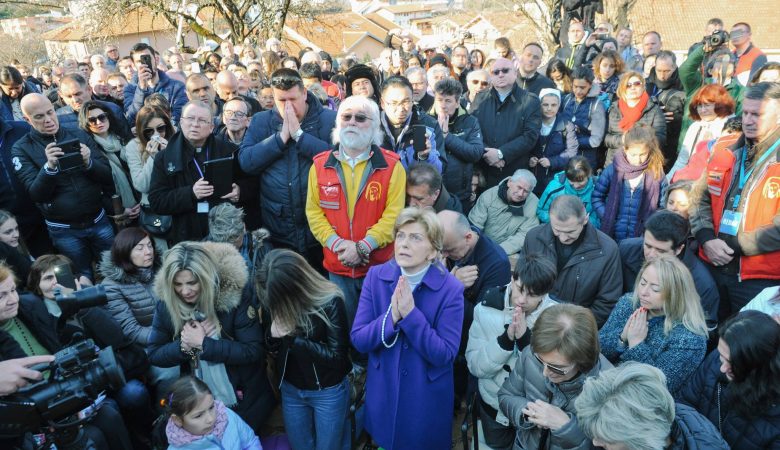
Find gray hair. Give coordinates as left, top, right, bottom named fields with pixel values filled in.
left=655, top=50, right=677, bottom=66
left=331, top=95, right=383, bottom=147
left=208, top=203, right=245, bottom=243
left=575, top=363, right=675, bottom=450
left=427, top=65, right=450, bottom=84
left=466, top=69, right=488, bottom=82
left=510, top=169, right=537, bottom=190
left=404, top=66, right=426, bottom=80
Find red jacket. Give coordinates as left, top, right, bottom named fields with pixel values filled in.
left=312, top=147, right=400, bottom=277
left=701, top=136, right=780, bottom=280
left=673, top=134, right=740, bottom=183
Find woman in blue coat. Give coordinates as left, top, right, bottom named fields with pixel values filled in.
left=351, top=207, right=464, bottom=450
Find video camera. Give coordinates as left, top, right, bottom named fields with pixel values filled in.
left=54, top=285, right=108, bottom=312
left=0, top=339, right=125, bottom=448
left=705, top=30, right=730, bottom=49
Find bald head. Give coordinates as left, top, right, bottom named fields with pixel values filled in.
left=215, top=70, right=238, bottom=101
left=301, top=51, right=322, bottom=66
left=437, top=210, right=477, bottom=261
left=21, top=93, right=59, bottom=135
left=89, top=68, right=111, bottom=96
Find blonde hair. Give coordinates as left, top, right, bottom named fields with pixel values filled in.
left=393, top=207, right=444, bottom=253
left=631, top=255, right=709, bottom=336
left=157, top=242, right=221, bottom=336
left=255, top=249, right=339, bottom=335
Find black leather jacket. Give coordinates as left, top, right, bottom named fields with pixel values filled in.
left=264, top=296, right=351, bottom=391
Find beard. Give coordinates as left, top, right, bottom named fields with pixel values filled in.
left=339, top=126, right=373, bottom=151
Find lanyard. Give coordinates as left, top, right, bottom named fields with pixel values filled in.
left=733, top=139, right=780, bottom=209
left=192, top=147, right=210, bottom=179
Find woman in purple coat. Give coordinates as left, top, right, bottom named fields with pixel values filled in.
left=351, top=207, right=465, bottom=450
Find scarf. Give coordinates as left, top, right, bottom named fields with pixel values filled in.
left=600, top=150, right=662, bottom=238
left=177, top=306, right=238, bottom=407
left=166, top=400, right=229, bottom=446
left=618, top=91, right=649, bottom=132
left=93, top=134, right=136, bottom=208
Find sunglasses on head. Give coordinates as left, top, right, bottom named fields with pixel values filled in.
left=534, top=352, right=575, bottom=376
left=626, top=80, right=644, bottom=88
left=492, top=68, right=511, bottom=76
left=143, top=124, right=167, bottom=139
left=87, top=113, right=108, bottom=125
left=470, top=80, right=489, bottom=87
left=340, top=113, right=371, bottom=123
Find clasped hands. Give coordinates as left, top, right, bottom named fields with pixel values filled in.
left=334, top=239, right=368, bottom=268
left=522, top=400, right=570, bottom=431
left=180, top=318, right=217, bottom=352
left=620, top=307, right=649, bottom=348
left=483, top=147, right=505, bottom=168
left=390, top=275, right=415, bottom=324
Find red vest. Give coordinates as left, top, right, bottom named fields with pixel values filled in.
left=312, top=148, right=400, bottom=278
left=735, top=45, right=764, bottom=78
left=702, top=138, right=780, bottom=280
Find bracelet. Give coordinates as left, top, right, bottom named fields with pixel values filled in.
left=356, top=241, right=370, bottom=259
left=381, top=302, right=399, bottom=348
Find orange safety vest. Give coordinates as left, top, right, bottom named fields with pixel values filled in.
left=312, top=147, right=400, bottom=278
left=702, top=137, right=780, bottom=280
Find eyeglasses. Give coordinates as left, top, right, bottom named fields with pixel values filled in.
left=626, top=80, right=644, bottom=88
left=492, top=68, right=511, bottom=76
left=270, top=75, right=302, bottom=89
left=533, top=352, right=576, bottom=376
left=470, top=80, right=489, bottom=87
left=384, top=100, right=412, bottom=110
left=223, top=110, right=248, bottom=119
left=143, top=124, right=167, bottom=139
left=340, top=113, right=371, bottom=123
left=87, top=113, right=108, bottom=125
left=181, top=116, right=211, bottom=127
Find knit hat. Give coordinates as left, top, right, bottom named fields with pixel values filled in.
left=345, top=64, right=380, bottom=102
left=538, top=88, right=561, bottom=101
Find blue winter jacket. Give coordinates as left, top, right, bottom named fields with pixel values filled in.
left=536, top=171, right=600, bottom=228
left=592, top=164, right=667, bottom=241
left=0, top=80, right=39, bottom=121
left=238, top=92, right=336, bottom=253
left=123, top=71, right=188, bottom=126
left=678, top=350, right=780, bottom=450
left=167, top=408, right=262, bottom=450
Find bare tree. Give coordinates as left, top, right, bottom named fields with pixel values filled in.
left=601, top=0, right=639, bottom=29
left=0, top=35, right=47, bottom=66
left=78, top=0, right=328, bottom=48
left=512, top=0, right=559, bottom=52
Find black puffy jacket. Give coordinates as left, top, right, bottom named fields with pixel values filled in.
left=669, top=403, right=730, bottom=449
left=678, top=350, right=780, bottom=450
left=263, top=296, right=351, bottom=391
left=441, top=107, right=484, bottom=206
left=11, top=127, right=114, bottom=223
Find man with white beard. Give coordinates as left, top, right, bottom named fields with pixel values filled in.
left=306, top=95, right=406, bottom=332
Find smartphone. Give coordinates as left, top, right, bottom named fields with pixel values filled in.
left=140, top=54, right=155, bottom=76
left=56, top=138, right=84, bottom=172
left=392, top=49, right=401, bottom=66
left=53, top=263, right=77, bottom=291
left=190, top=62, right=201, bottom=74
left=412, top=125, right=427, bottom=155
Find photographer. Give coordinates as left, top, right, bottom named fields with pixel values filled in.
left=0, top=262, right=131, bottom=450
left=12, top=94, right=115, bottom=281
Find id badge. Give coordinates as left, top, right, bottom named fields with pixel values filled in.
left=719, top=210, right=742, bottom=236
left=197, top=202, right=209, bottom=214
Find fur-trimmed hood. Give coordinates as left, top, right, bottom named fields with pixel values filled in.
left=154, top=242, right=249, bottom=313
left=98, top=250, right=157, bottom=285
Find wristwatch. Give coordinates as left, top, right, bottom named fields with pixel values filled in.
left=291, top=128, right=304, bottom=142
left=496, top=149, right=504, bottom=160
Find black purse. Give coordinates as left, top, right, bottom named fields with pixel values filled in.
left=139, top=205, right=172, bottom=236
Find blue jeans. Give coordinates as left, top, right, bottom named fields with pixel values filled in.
left=281, top=377, right=351, bottom=450
left=327, top=273, right=364, bottom=330
left=47, top=216, right=115, bottom=279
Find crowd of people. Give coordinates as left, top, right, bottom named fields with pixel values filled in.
left=0, top=12, right=779, bottom=450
